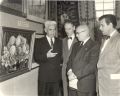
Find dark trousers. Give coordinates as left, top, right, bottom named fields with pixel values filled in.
left=77, top=91, right=96, bottom=96
left=38, top=81, right=61, bottom=96
left=68, top=87, right=96, bottom=96
left=68, top=87, right=78, bottom=96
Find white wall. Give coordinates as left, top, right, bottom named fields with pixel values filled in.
left=0, top=66, right=39, bottom=96
left=0, top=12, right=44, bottom=34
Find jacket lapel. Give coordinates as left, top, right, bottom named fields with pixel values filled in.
left=45, top=37, right=51, bottom=49
left=73, top=39, right=93, bottom=63
left=100, top=31, right=118, bottom=56
left=69, top=37, right=77, bottom=51
left=64, top=37, right=76, bottom=52
left=64, top=38, right=69, bottom=52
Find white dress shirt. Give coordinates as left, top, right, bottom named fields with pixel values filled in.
left=68, top=34, right=75, bottom=50
left=46, top=35, right=55, bottom=48
left=101, top=30, right=116, bottom=53
left=83, top=37, right=90, bottom=45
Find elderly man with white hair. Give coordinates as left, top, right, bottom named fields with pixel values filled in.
left=34, top=20, right=62, bottom=96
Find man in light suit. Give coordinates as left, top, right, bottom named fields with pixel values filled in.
left=67, top=24, right=100, bottom=96
left=97, top=14, right=120, bottom=96
left=62, top=20, right=78, bottom=96
left=34, top=20, right=62, bottom=96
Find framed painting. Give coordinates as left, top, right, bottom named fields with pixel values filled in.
left=0, top=27, right=35, bottom=82
left=0, top=0, right=26, bottom=17
left=27, top=0, right=47, bottom=23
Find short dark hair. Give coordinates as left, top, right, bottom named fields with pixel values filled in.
left=99, top=14, right=117, bottom=28
left=64, top=19, right=74, bottom=26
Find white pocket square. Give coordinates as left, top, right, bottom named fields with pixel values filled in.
left=110, top=74, right=120, bottom=79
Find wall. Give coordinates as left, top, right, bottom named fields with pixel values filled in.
left=0, top=12, right=44, bottom=34
left=0, top=65, right=39, bottom=96
left=57, top=1, right=79, bottom=38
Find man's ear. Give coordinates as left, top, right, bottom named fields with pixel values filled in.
left=44, top=28, right=47, bottom=33
left=109, top=23, right=113, bottom=27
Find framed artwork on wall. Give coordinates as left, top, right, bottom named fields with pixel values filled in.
left=0, top=27, right=35, bottom=82
left=0, top=0, right=26, bottom=17
left=27, top=0, right=47, bottom=23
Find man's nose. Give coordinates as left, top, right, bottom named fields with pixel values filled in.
left=76, top=34, right=78, bottom=37
left=99, top=27, right=102, bottom=31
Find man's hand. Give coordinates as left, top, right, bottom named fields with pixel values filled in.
left=67, top=69, right=77, bottom=81
left=47, top=49, right=58, bottom=58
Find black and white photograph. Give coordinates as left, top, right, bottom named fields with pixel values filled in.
left=0, top=0, right=120, bottom=96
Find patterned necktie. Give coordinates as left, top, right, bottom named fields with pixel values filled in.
left=51, top=38, right=54, bottom=49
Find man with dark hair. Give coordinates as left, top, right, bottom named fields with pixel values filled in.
left=99, top=14, right=117, bottom=28
left=62, top=20, right=78, bottom=96
left=97, top=14, right=120, bottom=96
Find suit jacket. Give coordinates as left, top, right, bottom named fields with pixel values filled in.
left=62, top=37, right=78, bottom=65
left=67, top=38, right=100, bottom=92
left=62, top=36, right=77, bottom=96
left=97, top=31, right=120, bottom=96
left=34, top=36, right=62, bottom=82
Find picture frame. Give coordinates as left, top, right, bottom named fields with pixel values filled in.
left=0, top=27, right=35, bottom=82
left=0, top=0, right=26, bottom=17
left=35, top=33, right=45, bottom=38
left=27, top=0, right=47, bottom=23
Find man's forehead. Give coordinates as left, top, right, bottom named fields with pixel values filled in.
left=48, top=25, right=56, bottom=29
left=77, top=26, right=88, bottom=31
left=100, top=18, right=105, bottom=24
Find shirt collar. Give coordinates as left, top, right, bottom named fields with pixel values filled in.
left=68, top=34, right=75, bottom=40
left=46, top=35, right=54, bottom=42
left=110, top=30, right=116, bottom=37
left=83, top=37, right=90, bottom=45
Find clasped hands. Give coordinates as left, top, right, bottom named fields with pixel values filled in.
left=67, top=69, right=77, bottom=81
left=47, top=49, right=58, bottom=58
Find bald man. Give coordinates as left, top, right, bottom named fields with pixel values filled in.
left=67, top=25, right=100, bottom=96
left=34, top=20, right=62, bottom=96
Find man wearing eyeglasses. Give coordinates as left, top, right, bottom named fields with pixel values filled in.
left=67, top=24, right=100, bottom=96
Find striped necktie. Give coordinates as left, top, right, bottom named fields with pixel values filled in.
left=51, top=38, right=54, bottom=49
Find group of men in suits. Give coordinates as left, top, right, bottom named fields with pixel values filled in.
left=34, top=14, right=120, bottom=96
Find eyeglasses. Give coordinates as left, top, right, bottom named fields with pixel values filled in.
left=76, top=30, right=86, bottom=35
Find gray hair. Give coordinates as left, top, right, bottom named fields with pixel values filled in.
left=44, top=20, right=57, bottom=29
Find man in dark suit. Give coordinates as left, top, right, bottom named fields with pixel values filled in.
left=62, top=20, right=78, bottom=96
left=34, top=20, right=62, bottom=96
left=67, top=24, right=100, bottom=96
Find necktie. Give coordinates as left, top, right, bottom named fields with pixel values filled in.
left=101, top=35, right=110, bottom=53
left=68, top=37, right=72, bottom=40
left=51, top=38, right=54, bottom=49
left=80, top=41, right=83, bottom=46
left=102, top=35, right=110, bottom=40
left=68, top=37, right=72, bottom=50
